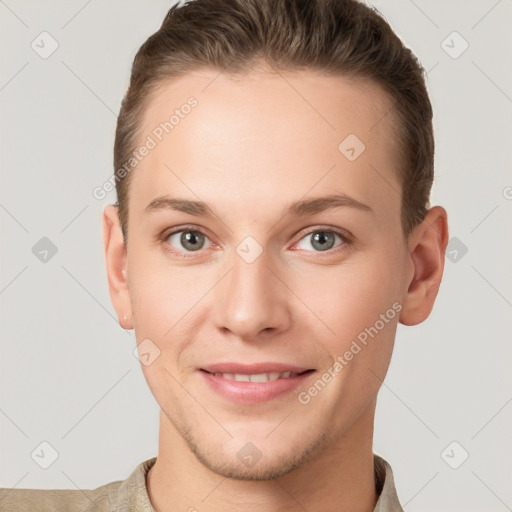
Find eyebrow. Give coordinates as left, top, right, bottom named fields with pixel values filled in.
left=145, top=193, right=373, bottom=219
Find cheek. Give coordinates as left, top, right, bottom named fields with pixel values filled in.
left=295, top=251, right=402, bottom=382
left=129, top=253, right=193, bottom=334
left=130, top=270, right=188, bottom=410
left=296, top=257, right=399, bottom=333
left=128, top=254, right=205, bottom=370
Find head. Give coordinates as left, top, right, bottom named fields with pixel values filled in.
left=103, top=0, right=448, bottom=480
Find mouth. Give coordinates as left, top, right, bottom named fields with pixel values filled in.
left=201, top=370, right=311, bottom=382
left=198, top=363, right=316, bottom=404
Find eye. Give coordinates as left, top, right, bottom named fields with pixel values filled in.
left=164, top=227, right=212, bottom=254
left=294, top=228, right=349, bottom=253
left=160, top=225, right=352, bottom=257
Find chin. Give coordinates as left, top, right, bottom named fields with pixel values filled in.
left=182, top=425, right=333, bottom=481
left=192, top=446, right=307, bottom=481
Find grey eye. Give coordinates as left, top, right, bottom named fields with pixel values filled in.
left=168, top=230, right=209, bottom=252
left=296, top=231, right=341, bottom=252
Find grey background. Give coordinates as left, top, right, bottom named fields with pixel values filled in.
left=1, top=1, right=511, bottom=510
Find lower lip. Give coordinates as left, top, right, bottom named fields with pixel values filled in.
left=199, top=370, right=315, bottom=404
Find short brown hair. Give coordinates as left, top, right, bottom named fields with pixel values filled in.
left=113, top=0, right=434, bottom=244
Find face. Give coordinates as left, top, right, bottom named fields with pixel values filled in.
left=106, top=63, right=420, bottom=480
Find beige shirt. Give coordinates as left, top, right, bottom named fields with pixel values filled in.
left=0, top=454, right=404, bottom=511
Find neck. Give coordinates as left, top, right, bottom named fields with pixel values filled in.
left=146, top=401, right=378, bottom=512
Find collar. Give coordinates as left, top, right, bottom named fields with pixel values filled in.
left=114, top=453, right=403, bottom=511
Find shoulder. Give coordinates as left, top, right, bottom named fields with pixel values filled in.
left=0, top=457, right=157, bottom=512
left=0, top=479, right=122, bottom=512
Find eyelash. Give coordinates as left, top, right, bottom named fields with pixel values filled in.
left=159, top=224, right=353, bottom=259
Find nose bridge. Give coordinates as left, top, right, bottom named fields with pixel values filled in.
left=213, top=239, right=290, bottom=339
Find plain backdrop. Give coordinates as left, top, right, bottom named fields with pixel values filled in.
left=1, top=1, right=511, bottom=511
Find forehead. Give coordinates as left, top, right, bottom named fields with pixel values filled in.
left=130, top=66, right=401, bottom=225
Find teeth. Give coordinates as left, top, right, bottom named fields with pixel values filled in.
left=249, top=373, right=268, bottom=382
left=213, top=371, right=299, bottom=382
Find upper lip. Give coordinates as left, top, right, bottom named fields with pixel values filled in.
left=200, top=362, right=313, bottom=374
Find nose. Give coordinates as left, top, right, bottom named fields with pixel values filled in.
left=212, top=243, right=292, bottom=341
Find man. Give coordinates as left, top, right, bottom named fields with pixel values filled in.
left=0, top=0, right=448, bottom=510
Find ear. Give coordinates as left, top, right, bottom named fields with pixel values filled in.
left=102, top=205, right=133, bottom=330
left=399, top=206, right=449, bottom=326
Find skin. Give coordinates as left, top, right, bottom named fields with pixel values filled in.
left=103, top=61, right=448, bottom=512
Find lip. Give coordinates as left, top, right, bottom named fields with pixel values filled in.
left=198, top=362, right=315, bottom=404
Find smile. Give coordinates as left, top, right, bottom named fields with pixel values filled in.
left=199, top=367, right=315, bottom=404
left=209, top=371, right=302, bottom=382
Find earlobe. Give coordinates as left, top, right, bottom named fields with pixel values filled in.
left=102, top=205, right=133, bottom=330
left=399, top=206, right=449, bottom=326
